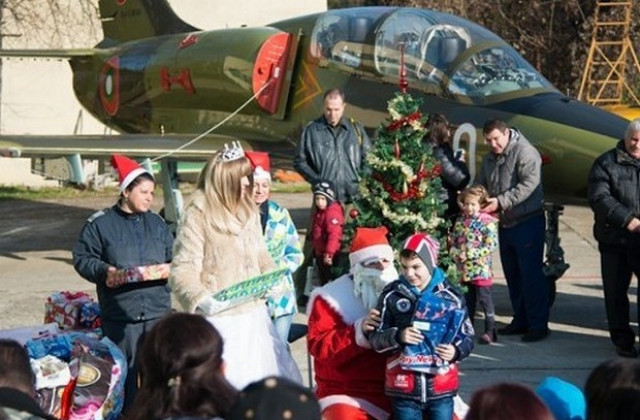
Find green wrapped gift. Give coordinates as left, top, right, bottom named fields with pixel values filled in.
left=211, top=268, right=288, bottom=309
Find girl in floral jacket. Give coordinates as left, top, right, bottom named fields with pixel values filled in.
left=450, top=185, right=499, bottom=344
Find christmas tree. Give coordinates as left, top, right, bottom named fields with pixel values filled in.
left=343, top=91, right=448, bottom=256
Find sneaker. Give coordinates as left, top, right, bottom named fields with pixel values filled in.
left=521, top=328, right=550, bottom=342
left=615, top=346, right=638, bottom=358
left=497, top=323, right=527, bottom=336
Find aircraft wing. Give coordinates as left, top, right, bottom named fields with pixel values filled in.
left=0, top=133, right=296, bottom=165
left=0, top=49, right=96, bottom=59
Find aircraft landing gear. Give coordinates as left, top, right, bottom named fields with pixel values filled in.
left=544, top=203, right=570, bottom=308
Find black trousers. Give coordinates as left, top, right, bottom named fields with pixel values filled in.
left=102, top=317, right=163, bottom=414
left=465, top=284, right=496, bottom=334
left=599, top=243, right=640, bottom=350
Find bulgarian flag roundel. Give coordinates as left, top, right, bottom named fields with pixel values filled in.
left=100, top=56, right=120, bottom=116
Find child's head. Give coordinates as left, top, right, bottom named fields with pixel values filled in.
left=399, top=233, right=439, bottom=291
left=458, top=184, right=489, bottom=217
left=313, top=180, right=336, bottom=210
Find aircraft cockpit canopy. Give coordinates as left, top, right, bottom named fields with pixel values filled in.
left=373, top=9, right=556, bottom=100
left=310, top=8, right=382, bottom=68
left=309, top=8, right=557, bottom=102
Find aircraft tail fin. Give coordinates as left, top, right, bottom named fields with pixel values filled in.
left=99, top=0, right=198, bottom=43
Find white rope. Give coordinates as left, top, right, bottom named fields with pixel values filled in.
left=150, top=79, right=274, bottom=162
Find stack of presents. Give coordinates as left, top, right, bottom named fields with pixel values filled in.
left=1, top=291, right=125, bottom=420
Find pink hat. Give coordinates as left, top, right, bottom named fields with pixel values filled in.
left=402, top=233, right=439, bottom=274
left=349, top=226, right=394, bottom=270
left=111, top=154, right=152, bottom=194
left=245, top=151, right=271, bottom=181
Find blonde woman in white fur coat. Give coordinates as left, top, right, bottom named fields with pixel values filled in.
left=169, top=146, right=302, bottom=389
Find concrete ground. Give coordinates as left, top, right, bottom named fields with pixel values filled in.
left=0, top=190, right=628, bottom=402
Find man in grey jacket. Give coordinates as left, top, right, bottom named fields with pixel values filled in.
left=588, top=118, right=640, bottom=358
left=477, top=119, right=549, bottom=342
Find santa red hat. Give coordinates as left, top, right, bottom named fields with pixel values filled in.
left=349, top=226, right=394, bottom=271
left=402, top=233, right=439, bottom=274
left=245, top=151, right=271, bottom=181
left=111, top=154, right=153, bottom=194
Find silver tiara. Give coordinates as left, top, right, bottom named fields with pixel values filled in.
left=218, top=141, right=245, bottom=162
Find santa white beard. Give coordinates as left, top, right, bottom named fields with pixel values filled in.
left=353, top=263, right=399, bottom=311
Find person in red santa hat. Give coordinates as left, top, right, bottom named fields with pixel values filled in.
left=245, top=150, right=303, bottom=347
left=307, top=226, right=399, bottom=420
left=72, top=154, right=174, bottom=414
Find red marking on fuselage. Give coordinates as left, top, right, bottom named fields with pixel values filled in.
left=179, top=34, right=199, bottom=49
left=160, top=68, right=195, bottom=94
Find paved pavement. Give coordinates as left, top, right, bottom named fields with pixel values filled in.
left=0, top=191, right=629, bottom=402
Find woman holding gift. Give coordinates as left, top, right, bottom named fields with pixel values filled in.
left=170, top=143, right=302, bottom=389
left=72, top=154, right=174, bottom=413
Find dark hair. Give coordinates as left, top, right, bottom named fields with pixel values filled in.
left=127, top=313, right=238, bottom=420
left=482, top=118, right=509, bottom=135
left=0, top=339, right=35, bottom=396
left=323, top=87, right=345, bottom=102
left=124, top=172, right=155, bottom=194
left=424, top=113, right=451, bottom=146
left=466, top=383, right=554, bottom=420
left=399, top=249, right=419, bottom=260
left=585, top=358, right=640, bottom=420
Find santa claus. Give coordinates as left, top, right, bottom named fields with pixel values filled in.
left=307, top=226, right=398, bottom=420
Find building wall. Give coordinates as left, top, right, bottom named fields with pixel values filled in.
left=0, top=0, right=326, bottom=186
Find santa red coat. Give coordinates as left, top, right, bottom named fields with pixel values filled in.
left=307, top=274, right=391, bottom=419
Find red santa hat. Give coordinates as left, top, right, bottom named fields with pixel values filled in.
left=245, top=151, right=271, bottom=181
left=402, top=233, right=440, bottom=274
left=111, top=154, right=153, bottom=194
left=349, top=226, right=394, bottom=271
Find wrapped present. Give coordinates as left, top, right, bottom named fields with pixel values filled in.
left=79, top=302, right=102, bottom=330
left=108, top=263, right=171, bottom=284
left=211, top=268, right=288, bottom=313
left=26, top=333, right=73, bottom=361
left=45, top=292, right=100, bottom=331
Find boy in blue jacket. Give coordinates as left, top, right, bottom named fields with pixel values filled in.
left=368, top=233, right=474, bottom=420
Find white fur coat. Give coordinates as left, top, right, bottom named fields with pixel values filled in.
left=170, top=191, right=276, bottom=312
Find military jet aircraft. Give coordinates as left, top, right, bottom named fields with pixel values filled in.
left=0, top=0, right=628, bottom=211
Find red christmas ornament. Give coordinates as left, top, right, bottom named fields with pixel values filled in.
left=349, top=208, right=359, bottom=219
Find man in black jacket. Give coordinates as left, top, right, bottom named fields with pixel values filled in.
left=294, top=88, right=371, bottom=205
left=294, top=88, right=371, bottom=296
left=588, top=118, right=640, bottom=358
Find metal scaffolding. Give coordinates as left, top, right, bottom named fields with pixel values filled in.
left=578, top=1, right=640, bottom=106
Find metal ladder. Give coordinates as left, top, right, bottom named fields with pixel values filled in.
left=577, top=1, right=640, bottom=107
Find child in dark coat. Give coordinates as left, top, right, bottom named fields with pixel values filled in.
left=310, top=180, right=344, bottom=285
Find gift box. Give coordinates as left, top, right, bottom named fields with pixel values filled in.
left=211, top=268, right=288, bottom=313
left=45, top=292, right=101, bottom=331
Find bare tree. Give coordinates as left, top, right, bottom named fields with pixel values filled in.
left=1, top=0, right=100, bottom=49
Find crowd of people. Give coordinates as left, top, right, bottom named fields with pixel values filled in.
left=6, top=87, right=640, bottom=420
